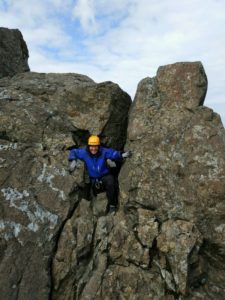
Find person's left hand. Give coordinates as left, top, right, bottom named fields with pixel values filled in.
left=122, top=150, right=132, bottom=158
left=107, top=159, right=117, bottom=168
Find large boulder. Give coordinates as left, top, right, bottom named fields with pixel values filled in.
left=119, top=61, right=225, bottom=299
left=0, top=71, right=131, bottom=299
left=0, top=27, right=30, bottom=78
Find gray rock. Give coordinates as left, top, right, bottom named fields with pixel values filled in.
left=157, top=61, right=208, bottom=108
left=0, top=70, right=131, bottom=299
left=157, top=220, right=202, bottom=295
left=119, top=61, right=225, bottom=299
left=0, top=27, right=30, bottom=78
left=0, top=30, right=225, bottom=300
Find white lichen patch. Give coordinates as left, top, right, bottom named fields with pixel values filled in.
left=1, top=187, right=58, bottom=234
left=38, top=163, right=66, bottom=200
left=53, top=166, right=67, bottom=177
left=0, top=89, right=13, bottom=100
left=2, top=187, right=29, bottom=202
left=0, top=157, right=7, bottom=168
left=193, top=152, right=221, bottom=178
left=215, top=224, right=225, bottom=233
left=192, top=125, right=205, bottom=140
left=0, top=143, right=17, bottom=151
left=0, top=220, right=22, bottom=241
left=27, top=222, right=39, bottom=232
left=23, top=108, right=36, bottom=124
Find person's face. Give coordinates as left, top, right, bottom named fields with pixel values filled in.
left=89, top=145, right=99, bottom=155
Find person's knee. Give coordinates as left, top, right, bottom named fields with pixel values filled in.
left=103, top=175, right=115, bottom=189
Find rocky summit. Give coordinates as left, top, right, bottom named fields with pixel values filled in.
left=0, top=28, right=225, bottom=300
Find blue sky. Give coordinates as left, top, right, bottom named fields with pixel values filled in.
left=0, top=0, right=225, bottom=126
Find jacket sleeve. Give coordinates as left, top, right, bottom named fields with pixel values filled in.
left=105, top=148, right=122, bottom=160
left=68, top=148, right=85, bottom=161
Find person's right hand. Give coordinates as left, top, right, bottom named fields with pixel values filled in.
left=68, top=160, right=77, bottom=173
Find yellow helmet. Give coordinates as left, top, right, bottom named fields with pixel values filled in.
left=88, top=135, right=100, bottom=146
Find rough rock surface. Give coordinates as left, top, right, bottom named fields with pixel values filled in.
left=0, top=27, right=30, bottom=78
left=0, top=71, right=131, bottom=299
left=0, top=29, right=225, bottom=300
left=119, top=62, right=225, bottom=299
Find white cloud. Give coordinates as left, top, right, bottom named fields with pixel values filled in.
left=72, top=0, right=97, bottom=32
left=82, top=0, right=225, bottom=125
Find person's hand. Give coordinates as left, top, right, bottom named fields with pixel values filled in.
left=122, top=151, right=132, bottom=158
left=68, top=160, right=77, bottom=173
left=106, top=159, right=117, bottom=168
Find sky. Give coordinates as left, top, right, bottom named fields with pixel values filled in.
left=0, top=0, right=225, bottom=126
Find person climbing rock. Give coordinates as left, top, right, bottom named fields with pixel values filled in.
left=68, top=135, right=132, bottom=214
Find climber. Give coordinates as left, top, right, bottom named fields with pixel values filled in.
left=68, top=135, right=132, bottom=214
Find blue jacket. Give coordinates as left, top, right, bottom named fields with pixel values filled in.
left=68, top=146, right=122, bottom=179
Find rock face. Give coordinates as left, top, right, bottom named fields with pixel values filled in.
left=0, top=30, right=225, bottom=300
left=119, top=62, right=225, bottom=299
left=0, top=27, right=30, bottom=79
left=0, top=71, right=131, bottom=299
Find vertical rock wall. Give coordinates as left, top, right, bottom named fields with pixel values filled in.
left=118, top=62, right=225, bottom=299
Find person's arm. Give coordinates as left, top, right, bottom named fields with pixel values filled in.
left=105, top=148, right=123, bottom=160
left=68, top=148, right=85, bottom=161
left=106, top=147, right=133, bottom=160
left=68, top=148, right=85, bottom=173
left=105, top=148, right=132, bottom=160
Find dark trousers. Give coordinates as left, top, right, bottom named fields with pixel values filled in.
left=92, top=174, right=119, bottom=208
